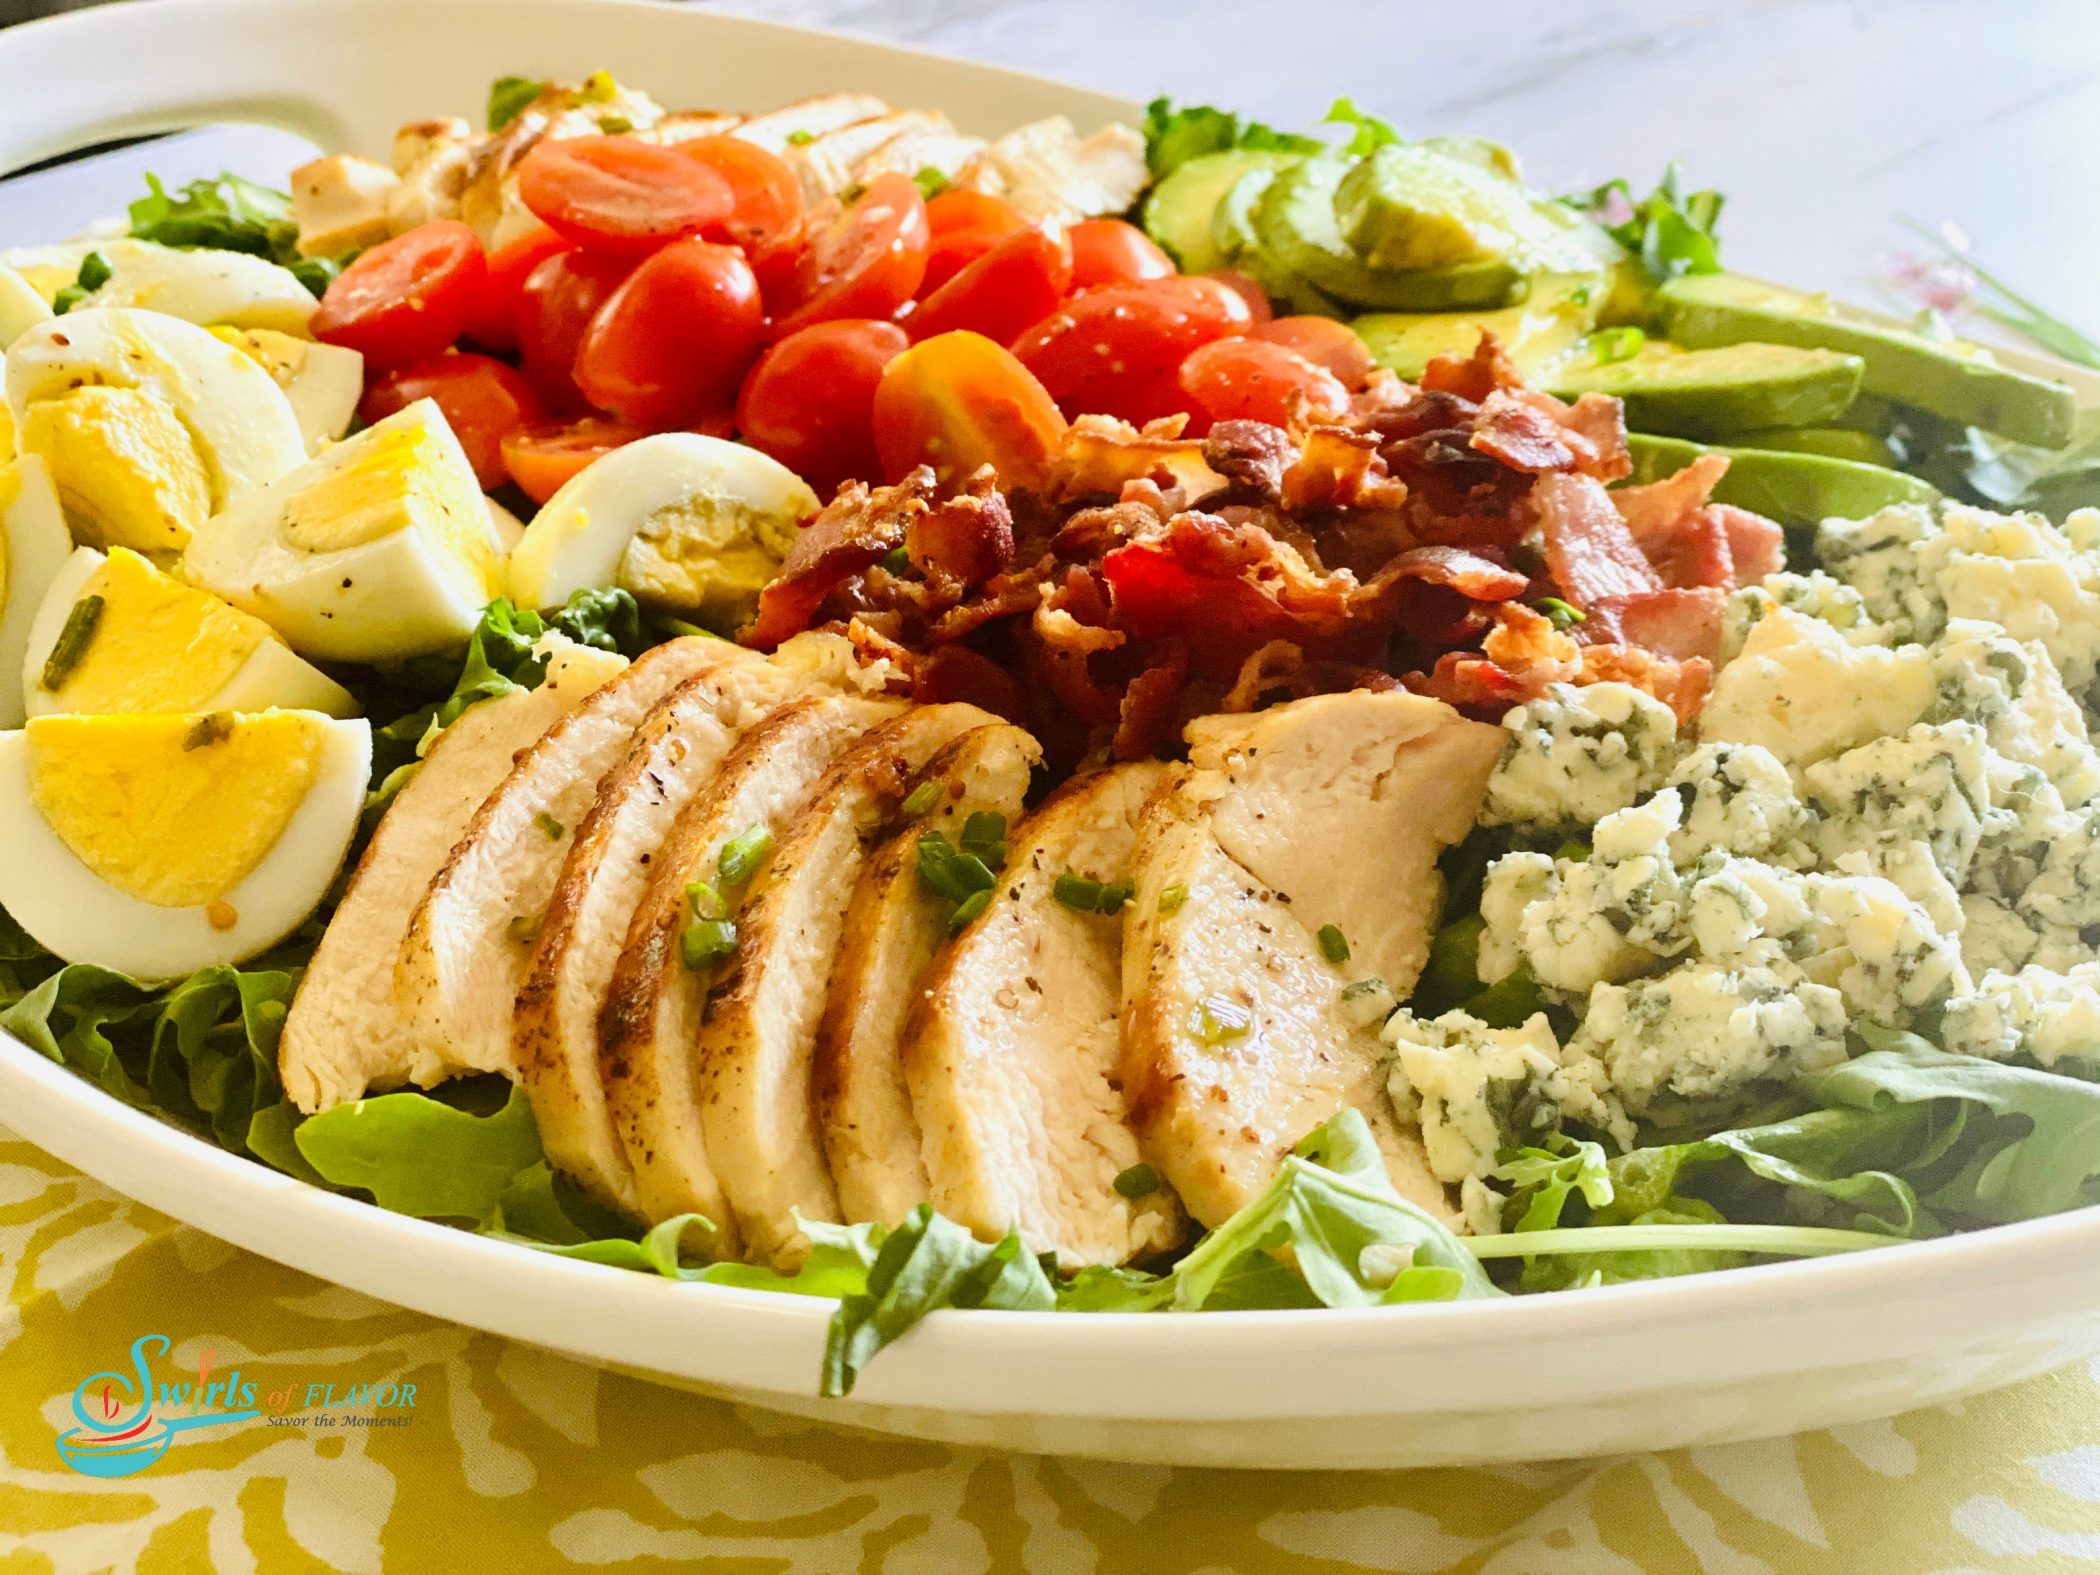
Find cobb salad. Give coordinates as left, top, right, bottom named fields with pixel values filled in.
left=2, top=75, right=2098, bottom=1397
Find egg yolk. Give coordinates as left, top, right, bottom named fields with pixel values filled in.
left=25, top=711, right=326, bottom=907
left=42, top=546, right=274, bottom=714
left=617, top=498, right=796, bottom=626
left=278, top=416, right=501, bottom=595
left=19, top=385, right=211, bottom=556
left=210, top=325, right=312, bottom=392
left=0, top=464, right=17, bottom=614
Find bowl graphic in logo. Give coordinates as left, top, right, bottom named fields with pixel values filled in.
left=56, top=1334, right=259, bottom=1477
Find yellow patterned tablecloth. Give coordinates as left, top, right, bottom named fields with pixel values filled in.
left=6, top=1130, right=2100, bottom=1575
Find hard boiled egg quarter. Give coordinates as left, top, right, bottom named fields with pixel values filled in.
left=507, top=433, right=817, bottom=629
left=0, top=456, right=73, bottom=728
left=0, top=262, right=51, bottom=347
left=1, top=238, right=317, bottom=335
left=210, top=327, right=363, bottom=455
left=5, top=307, right=306, bottom=557
left=0, top=710, right=371, bottom=979
left=183, top=399, right=506, bottom=663
left=21, top=545, right=355, bottom=719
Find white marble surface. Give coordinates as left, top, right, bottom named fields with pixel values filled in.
left=1, top=0, right=2095, bottom=329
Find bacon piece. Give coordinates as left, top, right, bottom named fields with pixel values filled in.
left=1560, top=393, right=1632, bottom=483
left=1203, top=420, right=1298, bottom=502
left=1639, top=507, right=1735, bottom=589
left=1471, top=389, right=1584, bottom=474
left=1281, top=427, right=1408, bottom=512
left=1589, top=587, right=1725, bottom=663
left=1534, top=472, right=1665, bottom=607
left=1482, top=602, right=1582, bottom=684
left=1034, top=598, right=1124, bottom=655
left=1613, top=452, right=1729, bottom=539
left=1411, top=650, right=1537, bottom=715
left=1369, top=544, right=1527, bottom=603
left=908, top=482, right=1015, bottom=589
left=1714, top=503, right=1785, bottom=585
left=743, top=472, right=930, bottom=649
left=1052, top=414, right=1227, bottom=503
left=1420, top=333, right=1521, bottom=403
left=911, top=643, right=1023, bottom=719
left=1579, top=643, right=1712, bottom=723
left=1112, top=640, right=1189, bottom=760
left=926, top=575, right=1043, bottom=644
left=1381, top=429, right=1534, bottom=548
left=1221, top=640, right=1307, bottom=712
left=1364, top=388, right=1480, bottom=444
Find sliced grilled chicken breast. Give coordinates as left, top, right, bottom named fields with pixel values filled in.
left=951, top=117, right=1149, bottom=221
left=729, top=93, right=890, bottom=154
left=601, top=694, right=902, bottom=1249
left=695, top=704, right=999, bottom=1263
left=849, top=127, right=987, bottom=190
left=394, top=639, right=751, bottom=1090
left=814, top=723, right=1041, bottom=1228
left=905, top=763, right=1185, bottom=1270
left=784, top=110, right=951, bottom=201
left=279, top=641, right=628, bottom=1113
left=514, top=656, right=810, bottom=1215
left=1120, top=692, right=1502, bottom=1228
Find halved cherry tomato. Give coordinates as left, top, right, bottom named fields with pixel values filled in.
left=358, top=353, right=548, bottom=489
left=1252, top=316, right=1376, bottom=390
left=907, top=222, right=1072, bottom=345
left=1068, top=218, right=1175, bottom=291
left=573, top=239, right=765, bottom=428
left=922, top=188, right=1026, bottom=294
left=736, top=318, right=908, bottom=496
left=501, top=415, right=649, bottom=505
left=1177, top=337, right=1350, bottom=433
left=772, top=173, right=930, bottom=337
left=676, top=135, right=803, bottom=249
left=1012, top=275, right=1253, bottom=427
left=465, top=222, right=571, bottom=353
left=872, top=330, right=1067, bottom=490
left=517, top=134, right=735, bottom=254
left=310, top=220, right=486, bottom=370
left=517, top=249, right=633, bottom=410
left=1205, top=268, right=1274, bottom=324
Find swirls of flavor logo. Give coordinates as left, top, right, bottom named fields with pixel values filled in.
left=55, top=1334, right=420, bottom=1477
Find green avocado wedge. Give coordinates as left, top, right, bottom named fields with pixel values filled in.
left=1660, top=272, right=2079, bottom=448
left=1254, top=154, right=1523, bottom=312
left=1210, top=166, right=1344, bottom=317
left=1353, top=271, right=1602, bottom=380
left=1625, top=433, right=1940, bottom=527
left=1334, top=143, right=1540, bottom=270
left=1547, top=341, right=1865, bottom=440
left=1141, top=147, right=1305, bottom=275
left=1728, top=426, right=1902, bottom=467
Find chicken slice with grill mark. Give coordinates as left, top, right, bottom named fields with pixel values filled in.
left=600, top=694, right=902, bottom=1251
left=1119, top=692, right=1502, bottom=1229
left=514, top=655, right=811, bottom=1215
left=394, top=638, right=754, bottom=1090
left=698, top=704, right=1001, bottom=1266
left=279, top=640, right=627, bottom=1113
left=905, top=763, right=1187, bottom=1271
left=812, top=722, right=1041, bottom=1229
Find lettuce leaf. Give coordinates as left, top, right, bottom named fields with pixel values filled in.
left=293, top=1082, right=542, bottom=1225
left=1140, top=98, right=1322, bottom=179
left=1565, top=162, right=1724, bottom=284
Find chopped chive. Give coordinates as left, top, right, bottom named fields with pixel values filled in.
left=959, top=810, right=1007, bottom=866
left=902, top=780, right=943, bottom=817
left=1535, top=597, right=1587, bottom=630
left=39, top=595, right=103, bottom=690
left=880, top=545, right=911, bottom=575
left=507, top=913, right=541, bottom=946
left=685, top=879, right=725, bottom=920
left=1098, top=880, right=1134, bottom=916
left=1189, top=996, right=1251, bottom=1044
left=1317, top=924, right=1350, bottom=964
left=1112, top=1162, right=1159, bottom=1199
left=786, top=129, right=815, bottom=146
left=1054, top=871, right=1104, bottom=911
left=912, top=165, right=951, bottom=200
left=917, top=832, right=995, bottom=902
left=534, top=811, right=564, bottom=841
left=948, top=888, right=992, bottom=932
left=718, top=825, right=773, bottom=887
left=76, top=249, right=114, bottom=292
left=50, top=283, right=89, bottom=314
left=1591, top=325, right=1645, bottom=365
left=180, top=712, right=233, bottom=751
left=1158, top=884, right=1189, bottom=914
left=680, top=917, right=737, bottom=972
left=597, top=114, right=633, bottom=134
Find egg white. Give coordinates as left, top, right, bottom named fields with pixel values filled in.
left=507, top=432, right=816, bottom=611
left=4, top=239, right=317, bottom=335
left=19, top=546, right=357, bottom=720
left=0, top=263, right=51, bottom=349
left=5, top=307, right=307, bottom=509
left=0, top=457, right=75, bottom=730
left=0, top=715, right=372, bottom=980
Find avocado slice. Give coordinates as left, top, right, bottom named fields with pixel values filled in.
left=1625, top=433, right=1939, bottom=527
left=1210, top=167, right=1343, bottom=317
left=1547, top=341, right=1864, bottom=440
left=1253, top=155, right=1523, bottom=312
left=1142, top=148, right=1305, bottom=275
left=1334, top=143, right=1538, bottom=270
left=1728, top=426, right=1901, bottom=467
left=1660, top=273, right=2079, bottom=448
left=1353, top=270, right=1602, bottom=380
left=1418, top=134, right=1522, bottom=183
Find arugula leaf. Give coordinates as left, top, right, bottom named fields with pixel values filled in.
left=293, top=1082, right=543, bottom=1226
left=547, top=584, right=645, bottom=656
left=1567, top=162, right=1723, bottom=285
left=512, top=1214, right=718, bottom=1277
left=701, top=1216, right=889, bottom=1300
left=821, top=1205, right=1055, bottom=1395
left=128, top=171, right=301, bottom=262
left=487, top=75, right=550, bottom=132
left=1494, top=1133, right=1614, bottom=1233
left=1140, top=97, right=1322, bottom=178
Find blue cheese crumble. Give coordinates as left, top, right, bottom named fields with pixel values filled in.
left=1480, top=681, right=1680, bottom=831
left=1941, top=963, right=2100, bottom=1069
